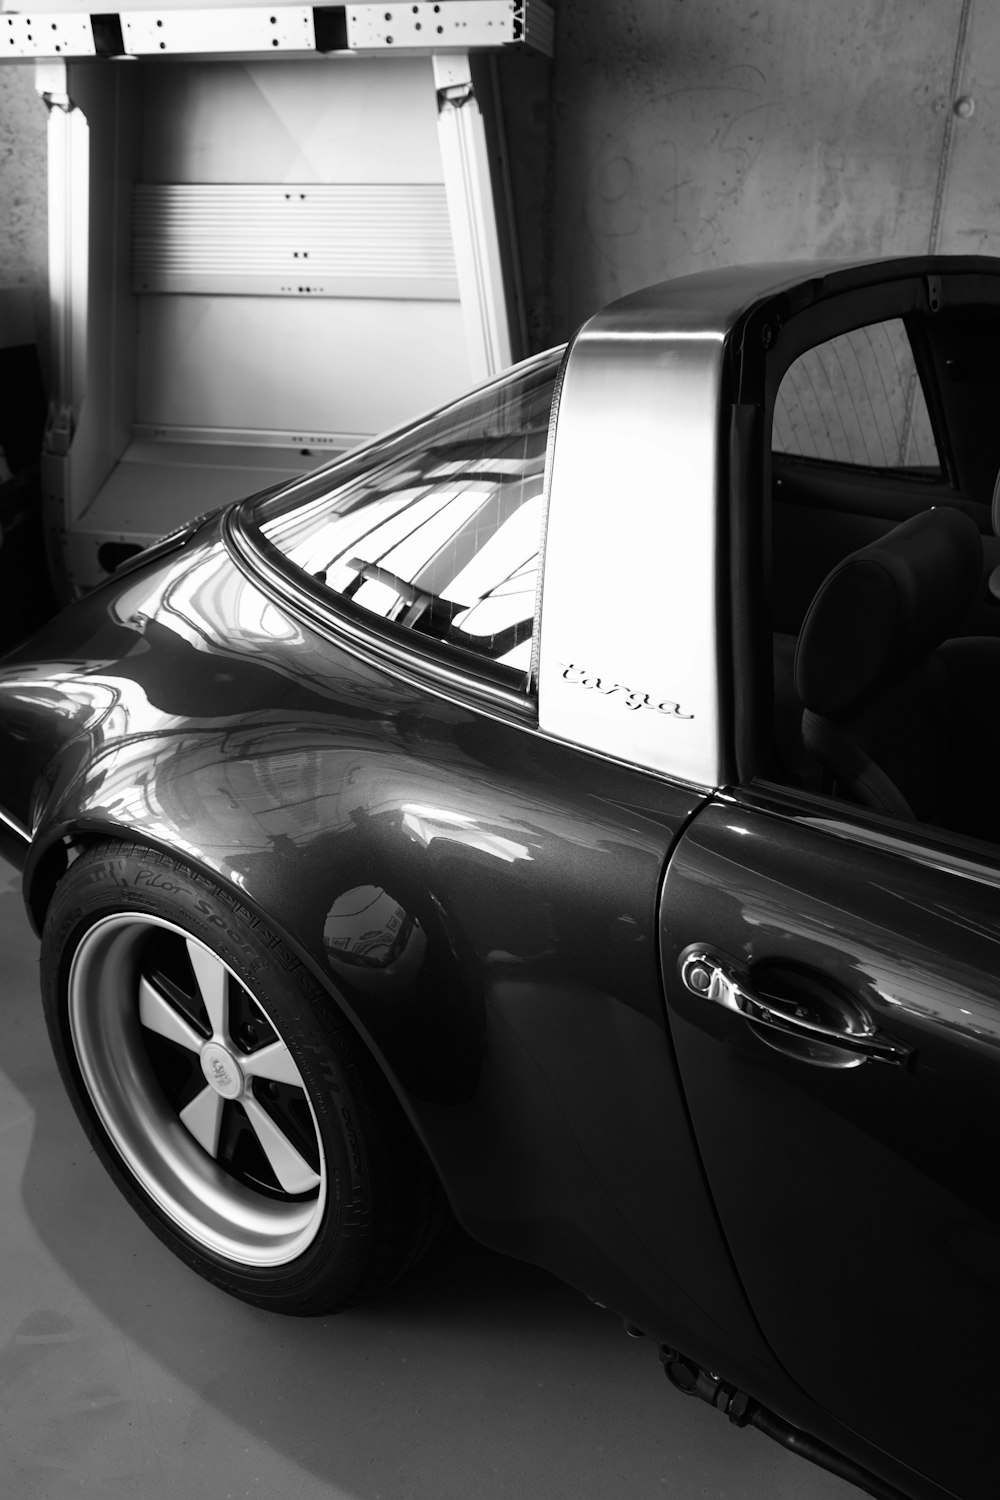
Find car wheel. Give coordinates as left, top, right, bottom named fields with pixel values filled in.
left=40, top=840, right=446, bottom=1314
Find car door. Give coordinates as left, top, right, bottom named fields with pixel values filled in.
left=659, top=789, right=1000, bottom=1500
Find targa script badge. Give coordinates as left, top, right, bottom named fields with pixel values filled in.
left=558, top=664, right=694, bottom=718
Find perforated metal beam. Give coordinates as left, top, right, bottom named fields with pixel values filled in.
left=345, top=1, right=552, bottom=54
left=0, top=1, right=553, bottom=59
left=121, top=6, right=315, bottom=55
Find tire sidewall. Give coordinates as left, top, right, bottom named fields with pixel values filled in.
left=41, top=841, right=379, bottom=1311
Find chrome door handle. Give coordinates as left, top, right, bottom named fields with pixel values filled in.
left=679, top=951, right=913, bottom=1067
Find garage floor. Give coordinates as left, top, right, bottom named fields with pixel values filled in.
left=0, top=861, right=858, bottom=1500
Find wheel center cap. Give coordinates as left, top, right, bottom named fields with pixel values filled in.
left=200, top=1042, right=244, bottom=1100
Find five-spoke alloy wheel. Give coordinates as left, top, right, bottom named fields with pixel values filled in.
left=42, top=842, right=444, bottom=1313
left=68, top=912, right=326, bottom=1267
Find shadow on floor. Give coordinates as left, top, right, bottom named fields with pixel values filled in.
left=0, top=880, right=856, bottom=1500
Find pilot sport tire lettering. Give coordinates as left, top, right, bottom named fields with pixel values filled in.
left=40, top=840, right=446, bottom=1315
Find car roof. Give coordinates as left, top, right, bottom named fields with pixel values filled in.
left=583, top=255, right=1000, bottom=343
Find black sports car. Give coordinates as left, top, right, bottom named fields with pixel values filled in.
left=4, top=257, right=1000, bottom=1500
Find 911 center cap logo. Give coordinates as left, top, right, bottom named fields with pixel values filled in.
left=200, top=1042, right=244, bottom=1100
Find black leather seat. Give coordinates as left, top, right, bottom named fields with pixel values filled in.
left=794, top=506, right=1000, bottom=838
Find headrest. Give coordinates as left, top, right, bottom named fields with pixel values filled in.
left=795, top=507, right=982, bottom=717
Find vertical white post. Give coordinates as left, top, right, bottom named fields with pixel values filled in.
left=35, top=60, right=89, bottom=576
left=433, top=52, right=513, bottom=381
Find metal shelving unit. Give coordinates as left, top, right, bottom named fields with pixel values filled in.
left=0, top=0, right=552, bottom=592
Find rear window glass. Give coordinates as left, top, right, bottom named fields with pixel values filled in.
left=255, top=352, right=561, bottom=688
left=773, top=319, right=940, bottom=471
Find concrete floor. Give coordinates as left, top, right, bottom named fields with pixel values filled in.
left=0, top=860, right=859, bottom=1500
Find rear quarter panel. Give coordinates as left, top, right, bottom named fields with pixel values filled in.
left=0, top=523, right=782, bottom=1390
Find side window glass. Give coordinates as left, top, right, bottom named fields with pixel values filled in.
left=257, top=356, right=559, bottom=687
left=773, top=319, right=940, bottom=471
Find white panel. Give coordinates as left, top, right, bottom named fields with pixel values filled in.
left=134, top=294, right=474, bottom=436
left=66, top=438, right=324, bottom=591
left=344, top=2, right=553, bottom=56
left=138, top=58, right=442, bottom=184
left=8, top=0, right=314, bottom=11
left=121, top=5, right=314, bottom=54
left=40, top=66, right=89, bottom=423
left=132, top=182, right=457, bottom=298
left=78, top=443, right=315, bottom=536
left=133, top=423, right=356, bottom=449
left=2, top=13, right=95, bottom=56
left=433, top=52, right=511, bottom=377
left=346, top=1, right=516, bottom=50
left=38, top=61, right=144, bottom=598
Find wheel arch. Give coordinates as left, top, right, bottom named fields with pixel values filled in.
left=29, top=815, right=354, bottom=1001
left=23, top=817, right=451, bottom=1198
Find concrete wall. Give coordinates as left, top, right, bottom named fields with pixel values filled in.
left=0, top=65, right=47, bottom=354
left=543, top=0, right=996, bottom=342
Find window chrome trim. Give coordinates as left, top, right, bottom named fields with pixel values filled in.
left=240, top=345, right=565, bottom=720
left=228, top=496, right=718, bottom=797
left=527, top=342, right=572, bottom=694
left=224, top=507, right=536, bottom=727
left=0, top=805, right=30, bottom=844
left=251, top=344, right=567, bottom=528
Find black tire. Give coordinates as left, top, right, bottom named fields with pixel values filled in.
left=40, top=840, right=446, bottom=1315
